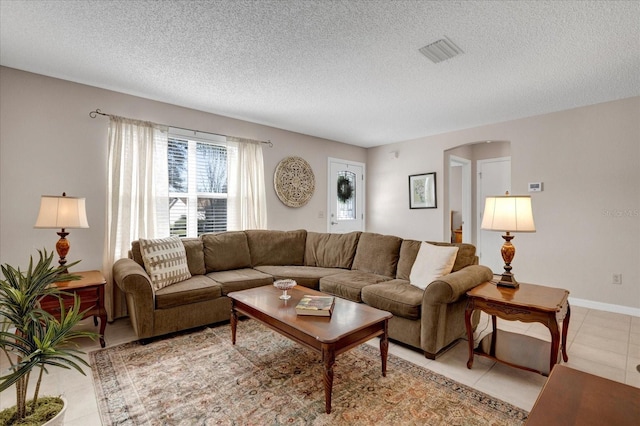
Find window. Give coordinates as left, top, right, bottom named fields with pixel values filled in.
left=168, top=129, right=228, bottom=237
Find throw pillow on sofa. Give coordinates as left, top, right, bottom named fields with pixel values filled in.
left=139, top=236, right=192, bottom=290
left=409, top=242, right=459, bottom=290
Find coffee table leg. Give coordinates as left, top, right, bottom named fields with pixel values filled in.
left=230, top=305, right=238, bottom=345
left=380, top=319, right=389, bottom=377
left=322, top=344, right=335, bottom=414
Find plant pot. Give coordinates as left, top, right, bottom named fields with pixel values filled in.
left=42, top=397, right=66, bottom=426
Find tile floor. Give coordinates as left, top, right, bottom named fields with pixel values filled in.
left=1, top=305, right=639, bottom=425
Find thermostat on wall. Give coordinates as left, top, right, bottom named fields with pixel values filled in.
left=528, top=182, right=543, bottom=192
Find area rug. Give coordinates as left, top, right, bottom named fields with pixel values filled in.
left=90, top=320, right=528, bottom=425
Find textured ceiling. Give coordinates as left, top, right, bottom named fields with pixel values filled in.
left=1, top=0, right=639, bottom=147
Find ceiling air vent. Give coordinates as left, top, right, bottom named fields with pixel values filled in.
left=419, top=37, right=463, bottom=63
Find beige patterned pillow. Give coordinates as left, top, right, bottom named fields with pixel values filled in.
left=139, top=236, right=191, bottom=290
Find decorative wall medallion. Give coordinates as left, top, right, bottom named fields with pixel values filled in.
left=274, top=156, right=315, bottom=208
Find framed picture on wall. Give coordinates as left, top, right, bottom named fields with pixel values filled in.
left=409, top=172, right=437, bottom=209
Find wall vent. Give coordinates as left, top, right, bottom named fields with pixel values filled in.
left=419, top=37, right=463, bottom=63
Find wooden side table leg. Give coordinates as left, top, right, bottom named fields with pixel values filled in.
left=322, top=344, right=336, bottom=414
left=380, top=319, right=389, bottom=377
left=561, top=303, right=570, bottom=362
left=98, top=314, right=107, bottom=348
left=490, top=315, right=497, bottom=356
left=97, top=285, right=107, bottom=348
left=465, top=301, right=475, bottom=369
left=548, top=314, right=561, bottom=374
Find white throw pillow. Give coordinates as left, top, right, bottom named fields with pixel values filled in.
left=409, top=242, right=459, bottom=290
left=139, top=236, right=191, bottom=291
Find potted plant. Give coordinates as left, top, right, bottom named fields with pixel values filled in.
left=0, top=249, right=97, bottom=425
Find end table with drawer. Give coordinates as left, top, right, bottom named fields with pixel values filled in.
left=464, top=281, right=570, bottom=376
left=40, top=270, right=108, bottom=348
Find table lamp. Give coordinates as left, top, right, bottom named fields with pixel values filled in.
left=34, top=192, right=89, bottom=271
left=481, top=192, right=535, bottom=288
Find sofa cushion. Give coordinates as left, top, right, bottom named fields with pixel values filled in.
left=181, top=238, right=206, bottom=275
left=202, top=231, right=252, bottom=272
left=245, top=229, right=307, bottom=266
left=206, top=268, right=273, bottom=295
left=409, top=242, right=459, bottom=290
left=254, top=265, right=345, bottom=289
left=139, top=236, right=192, bottom=290
left=130, top=240, right=145, bottom=266
left=361, top=279, right=423, bottom=320
left=396, top=239, right=420, bottom=280
left=304, top=231, right=361, bottom=269
left=351, top=232, right=402, bottom=278
left=396, top=239, right=477, bottom=280
left=319, top=270, right=392, bottom=302
left=155, top=275, right=223, bottom=309
left=430, top=241, right=477, bottom=271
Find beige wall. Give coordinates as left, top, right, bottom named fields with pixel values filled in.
left=0, top=67, right=365, bottom=270
left=1, top=66, right=638, bottom=313
left=367, top=96, right=640, bottom=312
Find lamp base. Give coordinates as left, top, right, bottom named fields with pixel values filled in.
left=497, top=273, right=519, bottom=288
left=56, top=230, right=70, bottom=273
left=497, top=232, right=519, bottom=288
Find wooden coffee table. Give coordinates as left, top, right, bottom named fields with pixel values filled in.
left=229, top=285, right=392, bottom=414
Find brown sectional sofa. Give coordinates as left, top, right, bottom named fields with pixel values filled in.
left=113, top=229, right=493, bottom=358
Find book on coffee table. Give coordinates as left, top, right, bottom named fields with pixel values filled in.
left=295, top=295, right=335, bottom=317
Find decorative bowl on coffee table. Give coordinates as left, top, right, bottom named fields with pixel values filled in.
left=274, top=279, right=297, bottom=300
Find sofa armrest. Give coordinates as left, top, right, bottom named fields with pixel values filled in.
left=112, top=258, right=156, bottom=338
left=113, top=258, right=154, bottom=297
left=423, top=265, right=493, bottom=305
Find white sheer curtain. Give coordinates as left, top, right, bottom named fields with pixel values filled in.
left=103, top=116, right=169, bottom=320
left=226, top=137, right=268, bottom=230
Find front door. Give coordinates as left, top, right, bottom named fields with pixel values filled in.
left=328, top=158, right=365, bottom=233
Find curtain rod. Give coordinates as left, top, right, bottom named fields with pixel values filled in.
left=89, top=108, right=273, bottom=147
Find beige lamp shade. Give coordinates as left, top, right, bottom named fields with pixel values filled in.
left=34, top=195, right=89, bottom=229
left=481, top=194, right=535, bottom=233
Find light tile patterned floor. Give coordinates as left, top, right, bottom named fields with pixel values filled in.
left=1, top=305, right=639, bottom=425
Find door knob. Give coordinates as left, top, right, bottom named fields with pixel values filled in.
left=331, top=221, right=338, bottom=225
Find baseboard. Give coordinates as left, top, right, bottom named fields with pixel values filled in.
left=569, top=297, right=640, bottom=318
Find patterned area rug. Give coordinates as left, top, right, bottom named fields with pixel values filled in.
left=90, top=320, right=528, bottom=425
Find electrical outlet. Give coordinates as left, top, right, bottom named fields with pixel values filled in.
left=612, top=273, right=622, bottom=285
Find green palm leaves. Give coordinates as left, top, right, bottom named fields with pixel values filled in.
left=0, top=250, right=97, bottom=422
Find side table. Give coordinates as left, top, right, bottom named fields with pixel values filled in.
left=465, top=281, right=570, bottom=376
left=40, top=270, right=107, bottom=348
